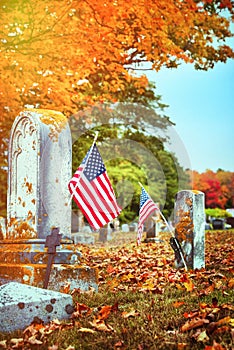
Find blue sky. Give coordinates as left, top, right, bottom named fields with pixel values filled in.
left=146, top=55, right=234, bottom=173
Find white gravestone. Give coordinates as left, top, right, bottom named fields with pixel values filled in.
left=0, top=282, right=73, bottom=333
left=0, top=109, right=98, bottom=291
left=7, top=109, right=71, bottom=239
left=174, top=190, right=205, bottom=269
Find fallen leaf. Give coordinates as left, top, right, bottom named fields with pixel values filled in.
left=114, top=340, right=125, bottom=348
left=183, top=310, right=199, bottom=319
left=177, top=343, right=188, bottom=349
left=60, top=282, right=71, bottom=294
left=197, top=330, right=209, bottom=342
left=228, top=277, right=234, bottom=288
left=173, top=301, right=185, bottom=308
left=107, top=264, right=115, bottom=274
left=216, top=316, right=231, bottom=326
left=213, top=326, right=230, bottom=334
left=0, top=340, right=7, bottom=349
left=90, top=318, right=114, bottom=332
left=204, top=340, right=226, bottom=349
left=183, top=279, right=194, bottom=292
left=65, top=346, right=75, bottom=350
left=73, top=303, right=92, bottom=318
left=9, top=338, right=24, bottom=348
left=27, top=335, right=43, bottom=345
left=122, top=309, right=140, bottom=318
left=97, top=305, right=112, bottom=320
left=78, top=328, right=96, bottom=333
left=181, top=318, right=209, bottom=332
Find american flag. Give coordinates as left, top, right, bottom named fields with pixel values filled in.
left=137, top=186, right=159, bottom=245
left=68, top=143, right=121, bottom=230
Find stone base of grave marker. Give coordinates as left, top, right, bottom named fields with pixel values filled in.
left=0, top=239, right=98, bottom=291
left=99, top=228, right=108, bottom=243
left=174, top=190, right=205, bottom=270
left=0, top=282, right=73, bottom=333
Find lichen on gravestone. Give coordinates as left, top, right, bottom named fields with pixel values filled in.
left=37, top=109, right=68, bottom=142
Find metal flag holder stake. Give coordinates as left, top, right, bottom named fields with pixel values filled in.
left=138, top=182, right=188, bottom=271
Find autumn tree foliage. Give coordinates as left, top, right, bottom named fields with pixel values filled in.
left=192, top=169, right=234, bottom=208
left=0, top=0, right=233, bottom=123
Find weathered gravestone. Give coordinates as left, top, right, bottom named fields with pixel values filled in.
left=99, top=227, right=108, bottom=243
left=121, top=224, right=129, bottom=232
left=144, top=208, right=164, bottom=243
left=174, top=190, right=205, bottom=269
left=0, top=109, right=98, bottom=291
left=0, top=282, right=73, bottom=333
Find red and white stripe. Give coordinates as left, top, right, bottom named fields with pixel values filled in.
left=68, top=166, right=121, bottom=230
left=137, top=199, right=158, bottom=244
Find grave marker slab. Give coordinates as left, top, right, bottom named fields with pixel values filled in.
left=0, top=282, right=73, bottom=333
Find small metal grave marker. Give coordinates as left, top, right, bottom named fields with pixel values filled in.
left=43, top=227, right=62, bottom=289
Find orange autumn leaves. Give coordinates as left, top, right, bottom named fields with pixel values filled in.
left=78, top=233, right=234, bottom=295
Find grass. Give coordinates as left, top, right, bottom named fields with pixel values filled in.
left=0, top=230, right=233, bottom=350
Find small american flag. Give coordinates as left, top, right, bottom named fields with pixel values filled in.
left=68, top=143, right=121, bottom=230
left=137, top=186, right=159, bottom=245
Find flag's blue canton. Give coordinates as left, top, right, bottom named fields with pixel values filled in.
left=83, top=144, right=106, bottom=181
left=140, top=188, right=150, bottom=208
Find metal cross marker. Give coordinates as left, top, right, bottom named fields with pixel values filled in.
left=43, top=227, right=62, bottom=289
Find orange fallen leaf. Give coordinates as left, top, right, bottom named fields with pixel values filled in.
left=204, top=340, right=226, bottom=349
left=213, top=326, right=230, bottom=334
left=173, top=301, right=185, bottom=308
left=216, top=316, right=231, bottom=326
left=97, top=305, right=112, bottom=320
left=122, top=309, right=140, bottom=318
left=183, top=279, right=194, bottom=292
left=73, top=303, right=92, bottom=318
left=228, top=277, right=234, bottom=288
left=60, top=282, right=71, bottom=294
left=183, top=311, right=199, bottom=319
left=181, top=318, right=209, bottom=332
left=107, top=264, right=115, bottom=274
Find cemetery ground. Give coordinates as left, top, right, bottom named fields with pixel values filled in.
left=0, top=230, right=233, bottom=350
